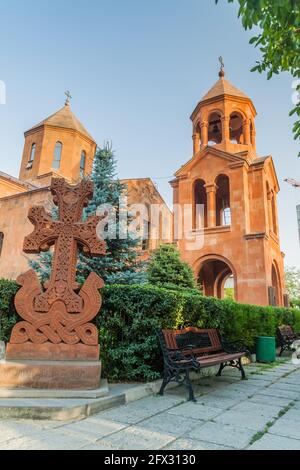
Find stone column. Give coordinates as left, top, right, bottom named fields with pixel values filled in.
left=243, top=118, right=251, bottom=145
left=221, top=116, right=230, bottom=144
left=200, top=121, right=208, bottom=148
left=192, top=133, right=200, bottom=155
left=251, top=126, right=256, bottom=149
left=205, top=183, right=218, bottom=227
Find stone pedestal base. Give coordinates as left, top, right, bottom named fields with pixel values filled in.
left=0, top=360, right=101, bottom=390
left=6, top=343, right=100, bottom=361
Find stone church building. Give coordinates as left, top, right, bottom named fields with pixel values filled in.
left=0, top=99, right=172, bottom=279
left=0, top=68, right=286, bottom=307
left=171, top=68, right=286, bottom=307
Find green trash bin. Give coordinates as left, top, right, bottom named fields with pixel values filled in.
left=256, top=336, right=276, bottom=363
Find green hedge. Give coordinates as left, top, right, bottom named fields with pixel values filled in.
left=0, top=279, right=19, bottom=343
left=1, top=280, right=300, bottom=382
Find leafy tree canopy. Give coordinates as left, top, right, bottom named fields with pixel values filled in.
left=147, top=243, right=198, bottom=290
left=285, top=265, right=300, bottom=299
left=216, top=0, right=300, bottom=155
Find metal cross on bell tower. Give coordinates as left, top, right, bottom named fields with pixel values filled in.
left=219, top=56, right=225, bottom=77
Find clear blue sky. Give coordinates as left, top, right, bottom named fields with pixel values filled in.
left=0, top=0, right=299, bottom=267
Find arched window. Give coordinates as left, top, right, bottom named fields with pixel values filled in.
left=142, top=219, right=150, bottom=251
left=208, top=112, right=222, bottom=145
left=229, top=113, right=243, bottom=144
left=0, top=232, right=4, bottom=257
left=80, top=150, right=86, bottom=177
left=52, top=142, right=62, bottom=169
left=194, top=179, right=207, bottom=229
left=216, top=175, right=231, bottom=226
left=29, top=143, right=36, bottom=163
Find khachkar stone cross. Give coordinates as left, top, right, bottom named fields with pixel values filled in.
left=8, top=178, right=107, bottom=350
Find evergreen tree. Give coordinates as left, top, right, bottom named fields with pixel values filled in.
left=30, top=145, right=146, bottom=285
left=78, top=145, right=145, bottom=284
left=147, top=244, right=197, bottom=290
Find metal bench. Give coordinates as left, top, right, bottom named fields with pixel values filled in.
left=277, top=325, right=300, bottom=356
left=157, top=327, right=247, bottom=402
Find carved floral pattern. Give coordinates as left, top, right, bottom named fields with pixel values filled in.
left=9, top=178, right=107, bottom=346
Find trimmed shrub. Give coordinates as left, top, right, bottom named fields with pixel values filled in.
left=0, top=279, right=19, bottom=343
left=97, top=285, right=185, bottom=382
left=1, top=279, right=300, bottom=381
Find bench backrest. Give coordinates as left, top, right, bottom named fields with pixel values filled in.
left=277, top=325, right=295, bottom=339
left=162, top=327, right=222, bottom=354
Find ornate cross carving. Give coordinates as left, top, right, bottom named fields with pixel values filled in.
left=9, top=178, right=107, bottom=347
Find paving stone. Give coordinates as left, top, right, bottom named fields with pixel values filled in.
left=249, top=394, right=293, bottom=408
left=167, top=403, right=223, bottom=421
left=248, top=434, right=300, bottom=450
left=195, top=395, right=241, bottom=410
left=164, top=438, right=233, bottom=450
left=258, top=388, right=299, bottom=400
left=231, top=401, right=282, bottom=418
left=95, top=405, right=157, bottom=425
left=281, top=408, right=300, bottom=422
left=98, top=425, right=174, bottom=450
left=214, top=410, right=271, bottom=431
left=185, top=422, right=254, bottom=450
left=268, top=418, right=300, bottom=440
left=57, top=417, right=127, bottom=441
left=0, top=430, right=90, bottom=450
left=0, top=421, right=42, bottom=444
left=272, top=382, right=300, bottom=393
left=137, top=412, right=200, bottom=437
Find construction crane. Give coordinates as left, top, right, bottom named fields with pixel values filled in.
left=284, top=178, right=300, bottom=189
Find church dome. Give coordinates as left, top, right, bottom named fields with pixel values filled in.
left=25, top=103, right=95, bottom=143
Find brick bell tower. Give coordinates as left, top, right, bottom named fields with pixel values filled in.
left=171, top=61, right=286, bottom=307
left=19, top=92, right=96, bottom=187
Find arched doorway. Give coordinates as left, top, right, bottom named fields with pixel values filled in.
left=198, top=256, right=236, bottom=300
left=271, top=262, right=282, bottom=306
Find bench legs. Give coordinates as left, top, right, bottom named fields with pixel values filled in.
left=158, top=371, right=172, bottom=396
left=216, top=359, right=246, bottom=380
left=184, top=370, right=196, bottom=402
left=159, top=368, right=196, bottom=402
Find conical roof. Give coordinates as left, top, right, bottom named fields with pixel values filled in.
left=26, top=104, right=95, bottom=142
left=200, top=76, right=249, bottom=102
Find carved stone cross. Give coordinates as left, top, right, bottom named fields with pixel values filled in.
left=24, top=178, right=106, bottom=312
left=9, top=178, right=107, bottom=347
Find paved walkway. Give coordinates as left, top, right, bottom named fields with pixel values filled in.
left=0, top=361, right=300, bottom=450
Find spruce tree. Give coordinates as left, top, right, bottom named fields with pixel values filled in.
left=147, top=244, right=197, bottom=290
left=30, top=145, right=146, bottom=285
left=78, top=145, right=145, bottom=284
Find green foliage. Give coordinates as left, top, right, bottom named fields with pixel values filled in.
left=1, top=279, right=300, bottom=380
left=0, top=279, right=19, bottom=343
left=31, top=145, right=146, bottom=285
left=78, top=145, right=146, bottom=285
left=285, top=265, right=300, bottom=299
left=147, top=244, right=198, bottom=290
left=216, top=0, right=300, bottom=155
left=97, top=284, right=185, bottom=381
left=290, top=297, right=300, bottom=309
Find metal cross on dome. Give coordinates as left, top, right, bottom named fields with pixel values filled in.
left=65, top=90, right=72, bottom=106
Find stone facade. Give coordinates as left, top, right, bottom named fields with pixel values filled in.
left=0, top=103, right=172, bottom=280
left=171, top=70, right=285, bottom=306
